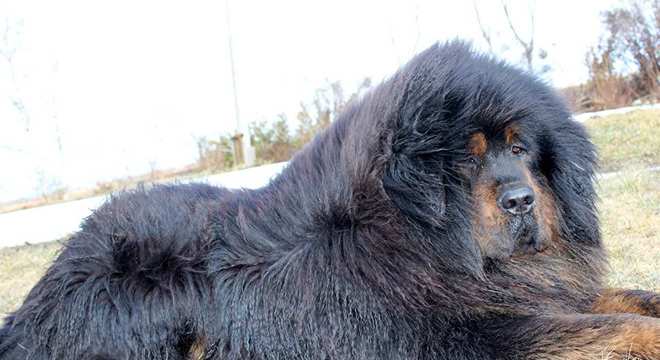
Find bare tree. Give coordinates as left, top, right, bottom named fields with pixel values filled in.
left=0, top=18, right=30, bottom=132
left=472, top=1, right=549, bottom=74
left=579, top=0, right=660, bottom=110
left=473, top=0, right=494, bottom=54
left=603, top=0, right=659, bottom=98
left=501, top=1, right=536, bottom=72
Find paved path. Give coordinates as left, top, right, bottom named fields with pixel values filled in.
left=598, top=165, right=660, bottom=180
left=0, top=162, right=288, bottom=249
left=573, top=103, right=660, bottom=122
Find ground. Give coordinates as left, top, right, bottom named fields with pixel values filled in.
left=587, top=109, right=660, bottom=172
left=1, top=110, right=659, bottom=317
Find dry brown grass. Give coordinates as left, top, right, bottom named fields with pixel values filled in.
left=0, top=240, right=63, bottom=315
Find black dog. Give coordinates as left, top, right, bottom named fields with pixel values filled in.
left=2, top=41, right=659, bottom=359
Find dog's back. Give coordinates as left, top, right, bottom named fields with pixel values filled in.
left=0, top=183, right=229, bottom=359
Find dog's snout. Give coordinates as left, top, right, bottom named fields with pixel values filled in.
left=497, top=185, right=535, bottom=215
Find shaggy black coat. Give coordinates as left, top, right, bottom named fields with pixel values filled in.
left=1, top=41, right=659, bottom=360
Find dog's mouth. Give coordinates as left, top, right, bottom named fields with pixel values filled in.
left=508, top=215, right=544, bottom=255
left=476, top=214, right=545, bottom=261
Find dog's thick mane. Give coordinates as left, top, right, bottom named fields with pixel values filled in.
left=196, top=42, right=606, bottom=324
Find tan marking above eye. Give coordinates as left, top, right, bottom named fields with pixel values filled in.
left=504, top=125, right=519, bottom=145
left=469, top=132, right=487, bottom=157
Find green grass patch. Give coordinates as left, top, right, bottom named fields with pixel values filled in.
left=584, top=109, right=660, bottom=172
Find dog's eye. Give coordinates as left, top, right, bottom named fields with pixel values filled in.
left=511, top=145, right=527, bottom=155
left=467, top=156, right=481, bottom=167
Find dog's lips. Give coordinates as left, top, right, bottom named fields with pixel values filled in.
left=508, top=215, right=539, bottom=251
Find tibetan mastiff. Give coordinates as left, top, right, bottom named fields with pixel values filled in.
left=1, top=41, right=659, bottom=359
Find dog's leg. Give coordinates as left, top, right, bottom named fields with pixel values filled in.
left=590, top=288, right=660, bottom=318
left=475, top=313, right=660, bottom=360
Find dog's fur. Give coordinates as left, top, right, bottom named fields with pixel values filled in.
left=1, top=42, right=659, bottom=359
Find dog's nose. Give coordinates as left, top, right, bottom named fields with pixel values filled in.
left=498, top=185, right=535, bottom=215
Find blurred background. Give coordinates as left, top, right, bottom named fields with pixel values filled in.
left=0, top=0, right=658, bottom=314
left=1, top=0, right=658, bottom=204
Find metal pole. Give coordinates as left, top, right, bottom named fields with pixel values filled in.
left=225, top=0, right=241, bottom=135
left=225, top=0, right=245, bottom=166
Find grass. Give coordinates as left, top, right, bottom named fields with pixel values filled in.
left=599, top=168, right=660, bottom=291
left=584, top=109, right=660, bottom=172
left=0, top=109, right=659, bottom=317
left=0, top=240, right=63, bottom=315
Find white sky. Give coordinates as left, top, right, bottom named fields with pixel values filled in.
left=0, top=0, right=624, bottom=202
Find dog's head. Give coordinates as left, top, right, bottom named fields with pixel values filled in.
left=463, top=124, right=559, bottom=260
left=373, top=42, right=600, bottom=270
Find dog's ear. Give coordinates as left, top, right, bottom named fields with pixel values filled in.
left=380, top=80, right=467, bottom=228
left=380, top=110, right=485, bottom=276
left=382, top=150, right=446, bottom=227
left=539, top=118, right=599, bottom=246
